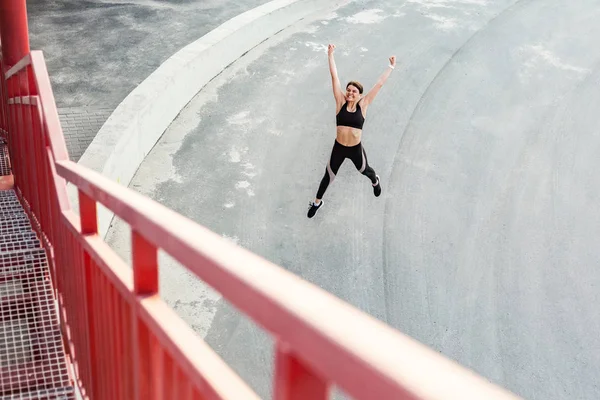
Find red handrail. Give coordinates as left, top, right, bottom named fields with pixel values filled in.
left=1, top=48, right=522, bottom=399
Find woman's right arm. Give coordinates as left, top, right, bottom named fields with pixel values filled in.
left=328, top=44, right=345, bottom=105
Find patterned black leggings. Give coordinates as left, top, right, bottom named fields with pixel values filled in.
left=316, top=140, right=377, bottom=199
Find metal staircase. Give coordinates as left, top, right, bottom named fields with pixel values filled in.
left=0, top=139, right=74, bottom=399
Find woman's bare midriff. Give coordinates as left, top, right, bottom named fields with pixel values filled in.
left=336, top=126, right=362, bottom=146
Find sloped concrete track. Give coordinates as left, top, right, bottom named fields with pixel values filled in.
left=107, top=0, right=600, bottom=399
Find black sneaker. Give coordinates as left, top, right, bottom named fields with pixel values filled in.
left=373, top=175, right=381, bottom=197
left=307, top=200, right=324, bottom=218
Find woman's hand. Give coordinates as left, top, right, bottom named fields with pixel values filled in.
left=389, top=55, right=396, bottom=67
left=328, top=44, right=336, bottom=56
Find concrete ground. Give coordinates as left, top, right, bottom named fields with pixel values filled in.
left=106, top=0, right=600, bottom=399
left=25, top=0, right=269, bottom=160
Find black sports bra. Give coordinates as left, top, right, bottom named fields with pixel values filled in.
left=336, top=101, right=365, bottom=130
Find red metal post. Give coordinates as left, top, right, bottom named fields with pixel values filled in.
left=132, top=231, right=158, bottom=400
left=274, top=342, right=330, bottom=400
left=78, top=190, right=97, bottom=234
left=78, top=190, right=99, bottom=398
left=1, top=0, right=32, bottom=193
left=0, top=0, right=30, bottom=71
left=132, top=231, right=158, bottom=295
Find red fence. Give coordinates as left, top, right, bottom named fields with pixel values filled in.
left=0, top=27, right=521, bottom=400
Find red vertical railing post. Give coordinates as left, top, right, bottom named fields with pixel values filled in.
left=25, top=66, right=40, bottom=220
left=18, top=70, right=29, bottom=206
left=0, top=0, right=31, bottom=182
left=83, top=252, right=98, bottom=399
left=45, top=144, right=59, bottom=248
left=6, top=76, right=19, bottom=187
left=274, top=342, right=330, bottom=400
left=32, top=104, right=46, bottom=235
left=0, top=0, right=30, bottom=73
left=79, top=190, right=98, bottom=398
left=132, top=231, right=159, bottom=400
left=0, top=58, right=7, bottom=134
left=23, top=107, right=41, bottom=224
left=132, top=231, right=159, bottom=294
left=150, top=336, right=164, bottom=400
left=14, top=97, right=24, bottom=190
left=43, top=149, right=58, bottom=284
left=79, top=190, right=97, bottom=235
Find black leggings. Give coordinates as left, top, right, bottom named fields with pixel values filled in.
left=316, top=140, right=378, bottom=199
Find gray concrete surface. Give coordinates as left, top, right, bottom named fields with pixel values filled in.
left=74, top=0, right=347, bottom=240
left=26, top=0, right=270, bottom=160
left=26, top=0, right=270, bottom=107
left=107, top=0, right=600, bottom=399
left=58, top=107, right=113, bottom=161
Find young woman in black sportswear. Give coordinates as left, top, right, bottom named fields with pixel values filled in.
left=308, top=44, right=396, bottom=218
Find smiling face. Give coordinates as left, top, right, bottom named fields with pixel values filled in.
left=345, top=81, right=363, bottom=102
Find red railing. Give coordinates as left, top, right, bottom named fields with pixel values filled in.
left=0, top=58, right=7, bottom=136
left=1, top=22, right=522, bottom=400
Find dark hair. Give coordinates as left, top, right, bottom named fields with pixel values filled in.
left=346, top=81, right=363, bottom=94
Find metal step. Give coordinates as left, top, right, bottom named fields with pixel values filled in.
left=0, top=208, right=23, bottom=218
left=0, top=198, right=20, bottom=207
left=0, top=204, right=23, bottom=214
left=0, top=231, right=38, bottom=244
left=0, top=386, right=75, bottom=400
left=0, top=212, right=25, bottom=221
left=0, top=187, right=74, bottom=397
left=0, top=213, right=28, bottom=223
left=0, top=233, right=40, bottom=253
left=0, top=249, right=48, bottom=281
left=0, top=248, right=73, bottom=398
left=0, top=213, right=29, bottom=225
left=0, top=220, right=32, bottom=235
left=0, top=191, right=17, bottom=201
left=0, top=226, right=34, bottom=238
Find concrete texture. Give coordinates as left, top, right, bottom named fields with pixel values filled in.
left=106, top=0, right=600, bottom=399
left=26, top=0, right=271, bottom=108
left=58, top=107, right=113, bottom=161
left=26, top=0, right=271, bottom=161
left=75, top=0, right=348, bottom=239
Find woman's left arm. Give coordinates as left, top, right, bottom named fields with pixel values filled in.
left=361, top=56, right=396, bottom=107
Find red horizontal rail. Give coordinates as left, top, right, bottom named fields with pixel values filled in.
left=55, top=158, right=520, bottom=400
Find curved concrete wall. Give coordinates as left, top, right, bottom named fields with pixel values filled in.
left=75, top=0, right=344, bottom=238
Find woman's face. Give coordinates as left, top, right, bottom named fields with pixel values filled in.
left=345, top=84, right=361, bottom=102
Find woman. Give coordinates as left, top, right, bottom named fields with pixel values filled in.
left=307, top=44, right=396, bottom=218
